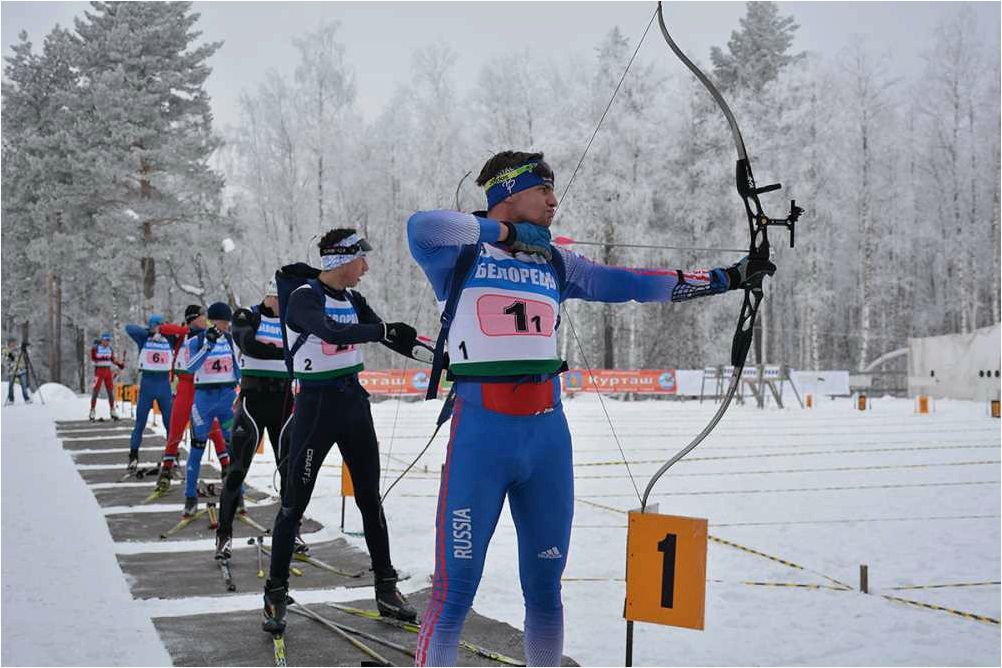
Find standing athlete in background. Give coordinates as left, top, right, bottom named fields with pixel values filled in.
left=124, top=315, right=176, bottom=470
left=89, top=332, right=124, bottom=421
left=262, top=229, right=421, bottom=634
left=407, top=151, right=775, bottom=666
left=215, top=279, right=297, bottom=560
left=154, top=305, right=228, bottom=496
left=182, top=302, right=239, bottom=517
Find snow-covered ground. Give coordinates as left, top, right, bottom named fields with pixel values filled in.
left=2, top=385, right=999, bottom=666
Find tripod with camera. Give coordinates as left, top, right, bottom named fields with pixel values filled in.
left=4, top=341, right=44, bottom=406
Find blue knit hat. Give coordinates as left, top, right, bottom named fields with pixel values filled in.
left=148, top=314, right=164, bottom=328
left=207, top=302, right=232, bottom=321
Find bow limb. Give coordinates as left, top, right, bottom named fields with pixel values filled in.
left=656, top=2, right=749, bottom=162
left=641, top=3, right=775, bottom=512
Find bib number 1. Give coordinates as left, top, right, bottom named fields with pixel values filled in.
left=477, top=294, right=554, bottom=337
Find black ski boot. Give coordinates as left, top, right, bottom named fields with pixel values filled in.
left=182, top=495, right=198, bottom=518
left=375, top=568, right=417, bottom=622
left=262, top=580, right=289, bottom=634
left=215, top=530, right=232, bottom=560
left=127, top=449, right=139, bottom=471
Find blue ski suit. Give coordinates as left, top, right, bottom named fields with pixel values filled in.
left=407, top=210, right=731, bottom=666
left=125, top=325, right=176, bottom=454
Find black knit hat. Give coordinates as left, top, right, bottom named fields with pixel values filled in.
left=207, top=302, right=232, bottom=321
left=184, top=304, right=206, bottom=324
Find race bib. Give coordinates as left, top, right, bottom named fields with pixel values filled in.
left=476, top=294, right=555, bottom=337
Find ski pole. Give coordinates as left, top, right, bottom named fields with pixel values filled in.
left=250, top=536, right=265, bottom=578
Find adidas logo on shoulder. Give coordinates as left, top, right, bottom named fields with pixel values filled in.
left=537, top=546, right=562, bottom=560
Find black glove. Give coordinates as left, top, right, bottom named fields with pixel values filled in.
left=383, top=322, right=417, bottom=350
left=725, top=254, right=777, bottom=290
left=205, top=326, right=221, bottom=344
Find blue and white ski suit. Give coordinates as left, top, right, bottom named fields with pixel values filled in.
left=184, top=331, right=240, bottom=498
left=124, top=325, right=176, bottom=454
left=407, top=210, right=730, bottom=666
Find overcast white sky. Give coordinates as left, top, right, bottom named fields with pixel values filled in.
left=2, top=1, right=1000, bottom=132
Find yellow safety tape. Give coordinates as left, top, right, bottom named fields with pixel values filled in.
left=575, top=460, right=1001, bottom=479
left=574, top=497, right=852, bottom=590
left=576, top=497, right=626, bottom=515
left=886, top=581, right=1001, bottom=591
left=575, top=480, right=1000, bottom=498
left=561, top=576, right=844, bottom=591
left=881, top=594, right=1000, bottom=625
left=740, top=580, right=847, bottom=591
left=574, top=444, right=1001, bottom=468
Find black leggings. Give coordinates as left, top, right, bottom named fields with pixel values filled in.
left=219, top=385, right=293, bottom=535
left=268, top=380, right=392, bottom=584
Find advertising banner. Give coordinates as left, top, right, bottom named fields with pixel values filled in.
left=563, top=369, right=678, bottom=394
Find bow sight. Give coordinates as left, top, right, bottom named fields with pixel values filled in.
left=736, top=157, right=804, bottom=252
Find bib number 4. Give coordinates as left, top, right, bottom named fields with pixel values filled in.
left=205, top=357, right=232, bottom=375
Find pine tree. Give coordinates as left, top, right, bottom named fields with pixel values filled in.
left=710, top=1, right=803, bottom=93
left=72, top=1, right=224, bottom=314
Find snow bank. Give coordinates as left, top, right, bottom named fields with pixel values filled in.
left=35, top=382, right=78, bottom=403
left=0, top=402, right=171, bottom=666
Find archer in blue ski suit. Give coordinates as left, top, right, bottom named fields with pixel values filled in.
left=183, top=301, right=240, bottom=513
left=125, top=315, right=176, bottom=467
left=408, top=151, right=775, bottom=666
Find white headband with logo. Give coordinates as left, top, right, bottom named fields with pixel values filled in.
left=320, top=233, right=370, bottom=270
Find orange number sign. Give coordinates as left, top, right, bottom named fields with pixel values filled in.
left=625, top=511, right=707, bottom=630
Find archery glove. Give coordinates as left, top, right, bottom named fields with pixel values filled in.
left=205, top=326, right=221, bottom=344
left=503, top=222, right=553, bottom=261
left=383, top=322, right=417, bottom=352
left=726, top=255, right=777, bottom=290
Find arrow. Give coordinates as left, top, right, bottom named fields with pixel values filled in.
left=552, top=236, right=745, bottom=254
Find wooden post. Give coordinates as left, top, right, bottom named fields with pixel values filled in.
left=857, top=394, right=867, bottom=411
left=859, top=564, right=868, bottom=593
left=917, top=395, right=930, bottom=414
left=805, top=393, right=813, bottom=409
left=991, top=400, right=1000, bottom=419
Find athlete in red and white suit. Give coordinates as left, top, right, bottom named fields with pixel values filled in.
left=90, top=334, right=124, bottom=419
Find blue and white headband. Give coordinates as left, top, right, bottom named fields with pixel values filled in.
left=484, top=162, right=555, bottom=209
left=320, top=233, right=373, bottom=270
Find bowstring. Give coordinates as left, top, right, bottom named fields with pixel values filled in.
left=553, top=7, right=657, bottom=508
left=379, top=172, right=469, bottom=499
left=379, top=250, right=430, bottom=493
